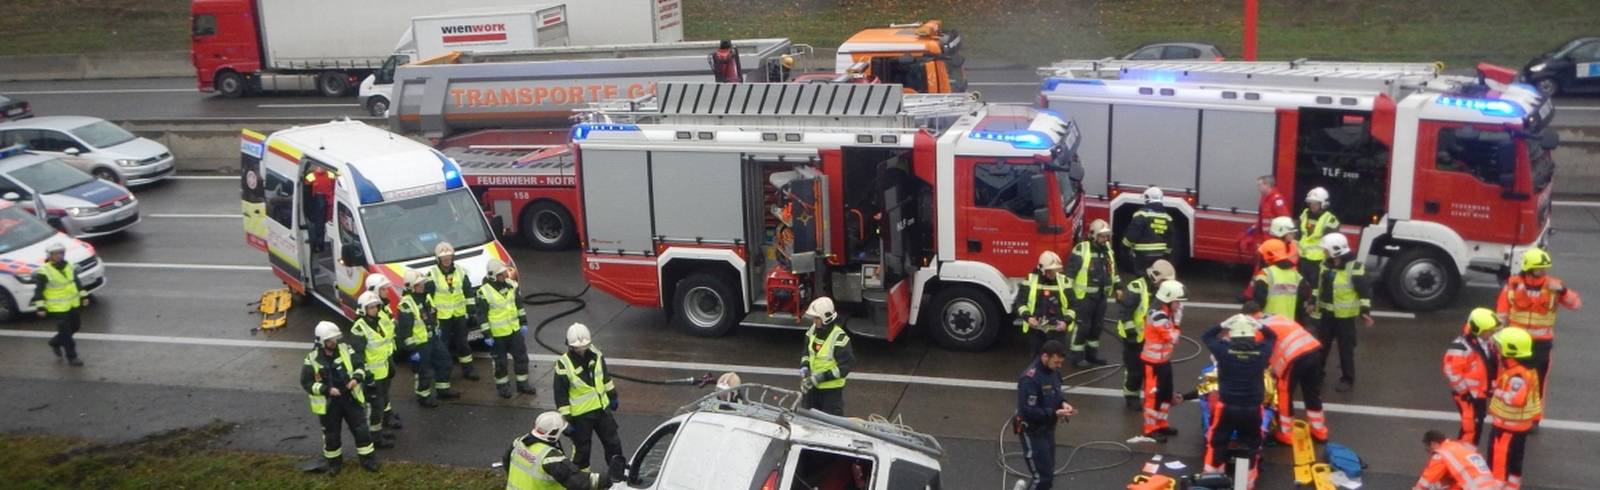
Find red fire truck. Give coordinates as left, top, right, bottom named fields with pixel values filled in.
left=571, top=82, right=1083, bottom=350
left=1038, top=60, right=1558, bottom=310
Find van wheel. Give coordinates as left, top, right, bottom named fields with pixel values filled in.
left=366, top=96, right=390, bottom=117
left=926, top=286, right=1001, bottom=351
left=672, top=272, right=741, bottom=337
left=1385, top=247, right=1459, bottom=311
left=521, top=201, right=575, bottom=251
left=0, top=291, right=16, bottom=323
left=216, top=71, right=245, bottom=98
left=318, top=71, right=349, bottom=97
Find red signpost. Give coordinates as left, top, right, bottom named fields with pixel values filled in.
left=1243, top=0, right=1258, bottom=61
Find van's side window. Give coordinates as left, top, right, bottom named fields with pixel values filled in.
left=336, top=203, right=357, bottom=247
left=264, top=171, right=294, bottom=227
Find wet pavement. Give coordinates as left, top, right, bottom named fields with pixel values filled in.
left=0, top=176, right=1596, bottom=489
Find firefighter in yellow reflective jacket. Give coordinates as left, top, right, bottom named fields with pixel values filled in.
left=555, top=323, right=624, bottom=473
left=430, top=242, right=481, bottom=383
left=1309, top=233, right=1373, bottom=393
left=801, top=297, right=854, bottom=416
left=1068, top=219, right=1118, bottom=368
left=398, top=269, right=456, bottom=406
left=1013, top=251, right=1075, bottom=359
left=1297, top=187, right=1340, bottom=288
left=1114, top=260, right=1175, bottom=411
left=504, top=411, right=615, bottom=489
left=479, top=258, right=535, bottom=399
left=349, top=291, right=398, bottom=449
left=34, top=243, right=87, bottom=366
left=300, top=321, right=378, bottom=474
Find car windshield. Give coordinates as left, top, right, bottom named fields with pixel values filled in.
left=0, top=206, right=58, bottom=254
left=1555, top=39, right=1588, bottom=55
left=70, top=120, right=137, bottom=149
left=360, top=188, right=492, bottom=264
left=10, top=158, right=94, bottom=194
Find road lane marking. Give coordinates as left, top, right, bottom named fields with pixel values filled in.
left=968, top=82, right=1042, bottom=87
left=103, top=262, right=270, bottom=272
left=258, top=103, right=360, bottom=108
left=148, top=213, right=239, bottom=219
left=1553, top=200, right=1600, bottom=208
left=2, top=88, right=193, bottom=95
left=170, top=176, right=236, bottom=180
left=1559, top=106, right=1600, bottom=112
left=1187, top=301, right=1415, bottom=319
left=4, top=329, right=1593, bottom=433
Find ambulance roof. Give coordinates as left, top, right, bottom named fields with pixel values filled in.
left=271, top=121, right=464, bottom=204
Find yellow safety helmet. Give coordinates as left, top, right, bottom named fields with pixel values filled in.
left=1521, top=248, right=1552, bottom=272
left=1494, top=327, right=1534, bottom=360
left=1466, top=307, right=1499, bottom=336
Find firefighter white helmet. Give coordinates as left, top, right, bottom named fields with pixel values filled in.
left=1320, top=232, right=1351, bottom=258
left=532, top=411, right=568, bottom=442
left=1155, top=280, right=1188, bottom=304
left=486, top=258, right=508, bottom=277
left=403, top=269, right=427, bottom=289
left=1090, top=219, right=1111, bottom=238
left=1305, top=187, right=1330, bottom=205
left=314, top=321, right=342, bottom=342
left=566, top=323, right=592, bottom=348
left=364, top=274, right=391, bottom=293
left=434, top=241, right=455, bottom=258
left=358, top=291, right=383, bottom=310
left=1142, top=187, right=1164, bottom=204
left=1268, top=216, right=1296, bottom=238
left=804, top=297, right=838, bottom=324
left=717, top=372, right=742, bottom=390
left=1147, top=259, right=1176, bottom=282
left=1037, top=250, right=1064, bottom=271
left=1224, top=314, right=1259, bottom=339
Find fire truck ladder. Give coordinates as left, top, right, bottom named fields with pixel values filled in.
left=1039, top=58, right=1464, bottom=98
left=579, top=82, right=984, bottom=129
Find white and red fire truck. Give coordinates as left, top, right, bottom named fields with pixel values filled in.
left=1038, top=60, right=1558, bottom=310
left=570, top=82, right=1083, bottom=350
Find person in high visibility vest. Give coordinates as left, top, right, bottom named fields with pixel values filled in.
left=1198, top=314, right=1276, bottom=487
left=1254, top=304, right=1326, bottom=445
left=300, top=321, right=378, bottom=474
left=429, top=242, right=481, bottom=383
left=1488, top=328, right=1541, bottom=490
left=479, top=258, right=535, bottom=399
left=1413, top=429, right=1501, bottom=490
left=1249, top=240, right=1305, bottom=319
left=1495, top=247, right=1581, bottom=402
left=33, top=243, right=87, bottom=366
left=363, top=275, right=410, bottom=424
left=1068, top=219, right=1117, bottom=368
left=349, top=292, right=398, bottom=449
left=1241, top=216, right=1298, bottom=302
left=1013, top=251, right=1075, bottom=359
left=397, top=269, right=457, bottom=406
left=1113, top=259, right=1175, bottom=411
left=555, top=323, right=623, bottom=473
left=1122, top=187, right=1174, bottom=275
left=1141, top=280, right=1186, bottom=441
left=503, top=411, right=615, bottom=490
left=801, top=297, right=854, bottom=416
left=1309, top=232, right=1372, bottom=393
left=1443, top=308, right=1499, bottom=446
left=1297, top=186, right=1339, bottom=287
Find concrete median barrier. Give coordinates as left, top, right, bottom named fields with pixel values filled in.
left=0, top=51, right=191, bottom=81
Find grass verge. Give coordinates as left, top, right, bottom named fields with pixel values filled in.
left=2, top=0, right=190, bottom=56
left=0, top=423, right=502, bottom=489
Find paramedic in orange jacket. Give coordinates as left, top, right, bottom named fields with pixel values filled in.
left=1141, top=280, right=1187, bottom=441
left=1412, top=430, right=1502, bottom=490
left=1495, top=247, right=1580, bottom=401
left=1443, top=308, right=1498, bottom=446
left=1487, top=328, right=1541, bottom=490
left=1257, top=307, right=1325, bottom=445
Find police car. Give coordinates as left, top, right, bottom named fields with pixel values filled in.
left=623, top=384, right=942, bottom=489
left=1522, top=36, right=1600, bottom=96
left=0, top=145, right=140, bottom=238
left=0, top=200, right=105, bottom=322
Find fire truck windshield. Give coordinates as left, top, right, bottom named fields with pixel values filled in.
left=1527, top=131, right=1556, bottom=193
left=359, top=188, right=493, bottom=264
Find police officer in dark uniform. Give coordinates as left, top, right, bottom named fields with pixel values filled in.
left=1015, top=340, right=1076, bottom=490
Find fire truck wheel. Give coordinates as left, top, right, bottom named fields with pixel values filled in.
left=522, top=201, right=575, bottom=251
left=926, top=286, right=1001, bottom=351
left=672, top=272, right=741, bottom=337
left=1384, top=247, right=1459, bottom=311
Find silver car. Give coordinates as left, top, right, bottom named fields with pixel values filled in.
left=0, top=116, right=175, bottom=186
left=0, top=148, right=140, bottom=238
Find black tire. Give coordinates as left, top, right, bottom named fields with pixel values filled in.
left=91, top=167, right=120, bottom=184
left=0, top=290, right=16, bottom=323
left=365, top=96, right=389, bottom=117
left=215, top=71, right=245, bottom=98
left=317, top=71, right=349, bottom=97
left=671, top=272, right=741, bottom=337
left=520, top=201, right=575, bottom=251
left=1384, top=246, right=1459, bottom=311
left=1534, top=78, right=1560, bottom=97
left=925, top=285, right=1002, bottom=351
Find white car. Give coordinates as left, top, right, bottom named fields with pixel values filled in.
left=0, top=116, right=176, bottom=186
left=0, top=200, right=106, bottom=322
left=622, top=385, right=943, bottom=490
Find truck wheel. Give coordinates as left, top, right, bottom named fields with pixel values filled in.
left=926, top=286, right=1002, bottom=351
left=1534, top=78, right=1560, bottom=97
left=318, top=71, right=349, bottom=97
left=672, top=272, right=741, bottom=337
left=0, top=291, right=16, bottom=323
left=1385, top=247, right=1459, bottom=311
left=365, top=96, right=390, bottom=117
left=215, top=71, right=245, bottom=98
left=521, top=201, right=575, bottom=251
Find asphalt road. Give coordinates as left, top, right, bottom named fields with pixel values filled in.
left=2, top=176, right=1598, bottom=489
left=3, top=72, right=1598, bottom=127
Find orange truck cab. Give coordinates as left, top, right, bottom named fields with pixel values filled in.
left=830, top=20, right=966, bottom=93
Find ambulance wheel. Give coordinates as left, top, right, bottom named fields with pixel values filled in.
left=926, top=286, right=1001, bottom=351
left=317, top=71, right=349, bottom=97
left=0, top=291, right=16, bottom=323
left=521, top=201, right=575, bottom=251
left=1385, top=247, right=1458, bottom=311
left=215, top=71, right=245, bottom=98
left=672, top=272, right=740, bottom=337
